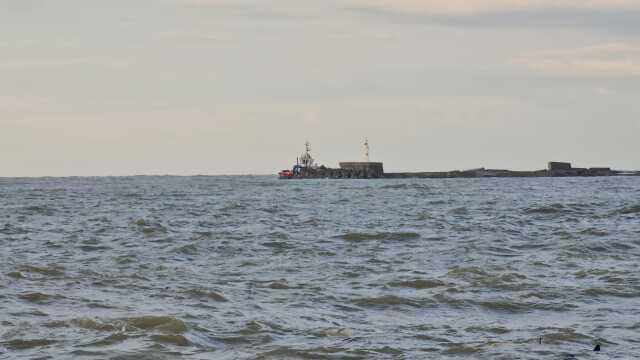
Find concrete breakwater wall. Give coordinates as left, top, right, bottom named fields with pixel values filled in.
left=384, top=168, right=622, bottom=179
left=291, top=162, right=639, bottom=179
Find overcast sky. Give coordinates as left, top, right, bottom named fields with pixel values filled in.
left=1, top=0, right=639, bottom=176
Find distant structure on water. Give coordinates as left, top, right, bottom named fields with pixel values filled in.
left=278, top=141, right=639, bottom=179
left=279, top=140, right=384, bottom=179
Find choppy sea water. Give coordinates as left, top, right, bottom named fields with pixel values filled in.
left=1, top=176, right=639, bottom=359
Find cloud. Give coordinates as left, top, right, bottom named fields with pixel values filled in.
left=353, top=0, right=640, bottom=15
left=513, top=43, right=640, bottom=76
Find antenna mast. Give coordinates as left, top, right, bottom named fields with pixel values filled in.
left=363, top=139, right=370, bottom=162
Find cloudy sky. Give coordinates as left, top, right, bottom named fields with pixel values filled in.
left=1, top=0, right=639, bottom=176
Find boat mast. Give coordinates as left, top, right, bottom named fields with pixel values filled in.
left=301, top=141, right=315, bottom=168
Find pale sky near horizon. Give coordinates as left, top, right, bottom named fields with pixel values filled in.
left=1, top=0, right=639, bottom=176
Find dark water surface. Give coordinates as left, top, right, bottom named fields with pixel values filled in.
left=1, top=176, right=639, bottom=359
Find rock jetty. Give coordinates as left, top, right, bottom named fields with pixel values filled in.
left=280, top=142, right=639, bottom=179
left=291, top=161, right=639, bottom=179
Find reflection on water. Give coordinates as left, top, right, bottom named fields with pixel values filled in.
left=1, top=176, right=639, bottom=358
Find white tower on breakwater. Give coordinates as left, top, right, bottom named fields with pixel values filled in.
left=363, top=138, right=370, bottom=162
left=339, top=138, right=384, bottom=177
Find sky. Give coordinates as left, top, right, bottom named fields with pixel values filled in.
left=1, top=0, right=639, bottom=176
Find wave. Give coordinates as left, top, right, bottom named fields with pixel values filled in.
left=78, top=245, right=112, bottom=252
left=443, top=343, right=482, bottom=356
left=22, top=205, right=56, bottom=216
left=254, top=279, right=296, bottom=290
left=261, top=241, right=294, bottom=250
left=206, top=319, right=288, bottom=346
left=175, top=244, right=199, bottom=255
left=579, top=228, right=609, bottom=236
left=583, top=287, right=640, bottom=298
left=151, top=334, right=190, bottom=346
left=614, top=204, right=640, bottom=215
left=268, top=231, right=289, bottom=240
left=465, top=325, right=511, bottom=334
left=126, top=316, right=188, bottom=333
left=0, top=224, right=29, bottom=235
left=476, top=299, right=529, bottom=313
left=446, top=266, right=490, bottom=279
left=67, top=318, right=118, bottom=332
left=132, top=219, right=168, bottom=236
left=334, top=232, right=420, bottom=241
left=43, top=315, right=193, bottom=349
left=387, top=279, right=445, bottom=289
left=7, top=271, right=24, bottom=279
left=69, top=350, right=108, bottom=357
left=182, top=289, right=228, bottom=302
left=381, top=184, right=409, bottom=190
left=256, top=346, right=354, bottom=359
left=266, top=280, right=293, bottom=290
left=352, top=295, right=425, bottom=308
left=237, top=320, right=275, bottom=335
left=533, top=328, right=592, bottom=344
left=83, top=333, right=130, bottom=347
left=449, top=207, right=469, bottom=215
left=19, top=292, right=64, bottom=304
left=220, top=202, right=246, bottom=211
left=2, top=339, right=57, bottom=350
left=524, top=203, right=567, bottom=214
left=313, top=327, right=353, bottom=337
left=446, top=267, right=534, bottom=291
left=59, top=315, right=188, bottom=333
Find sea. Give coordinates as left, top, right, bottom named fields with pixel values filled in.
left=1, top=176, right=639, bottom=359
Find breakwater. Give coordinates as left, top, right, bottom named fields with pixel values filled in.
left=292, top=161, right=640, bottom=179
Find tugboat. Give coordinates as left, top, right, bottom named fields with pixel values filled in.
left=278, top=141, right=317, bottom=179
left=278, top=169, right=293, bottom=179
